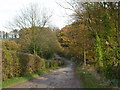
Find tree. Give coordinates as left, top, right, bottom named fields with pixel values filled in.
left=58, top=1, right=120, bottom=85
left=5, top=32, right=9, bottom=39
left=0, top=31, right=2, bottom=39
left=12, top=29, right=18, bottom=38
left=9, top=4, right=52, bottom=54
left=2, top=31, right=5, bottom=39
left=19, top=27, right=62, bottom=59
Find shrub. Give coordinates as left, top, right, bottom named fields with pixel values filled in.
left=2, top=49, right=14, bottom=80
left=2, top=50, right=64, bottom=81
left=3, top=40, right=20, bottom=52
left=2, top=50, right=45, bottom=81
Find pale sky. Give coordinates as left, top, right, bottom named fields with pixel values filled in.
left=0, top=0, right=73, bottom=32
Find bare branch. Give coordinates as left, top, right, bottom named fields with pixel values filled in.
left=7, top=3, right=52, bottom=30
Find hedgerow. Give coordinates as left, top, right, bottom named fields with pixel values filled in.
left=2, top=49, right=64, bottom=81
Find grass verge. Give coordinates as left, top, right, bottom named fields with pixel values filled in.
left=75, top=65, right=108, bottom=88
left=2, top=66, right=65, bottom=88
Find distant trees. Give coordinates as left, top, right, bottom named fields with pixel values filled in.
left=0, top=31, right=8, bottom=39
left=0, top=30, right=19, bottom=39
left=3, top=31, right=5, bottom=39
left=5, top=32, right=9, bottom=39
left=12, top=29, right=19, bottom=38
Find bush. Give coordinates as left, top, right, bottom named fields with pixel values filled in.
left=2, top=49, right=45, bottom=81
left=2, top=49, right=14, bottom=80
left=3, top=40, right=20, bottom=52
left=2, top=49, right=64, bottom=81
left=17, top=53, right=46, bottom=76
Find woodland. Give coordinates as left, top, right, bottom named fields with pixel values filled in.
left=2, top=1, right=120, bottom=88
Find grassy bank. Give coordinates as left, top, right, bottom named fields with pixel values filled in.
left=2, top=66, right=65, bottom=88
left=75, top=64, right=109, bottom=88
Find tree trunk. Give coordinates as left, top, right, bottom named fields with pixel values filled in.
left=84, top=50, right=86, bottom=66
left=118, top=1, right=120, bottom=45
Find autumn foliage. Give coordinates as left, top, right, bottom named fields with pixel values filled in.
left=57, top=2, right=120, bottom=86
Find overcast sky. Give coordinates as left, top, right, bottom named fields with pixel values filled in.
left=0, top=0, right=73, bottom=32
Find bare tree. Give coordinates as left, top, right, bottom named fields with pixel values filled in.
left=8, top=3, right=52, bottom=54
left=10, top=4, right=52, bottom=29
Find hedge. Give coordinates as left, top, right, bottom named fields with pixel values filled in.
left=2, top=50, right=64, bottom=81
